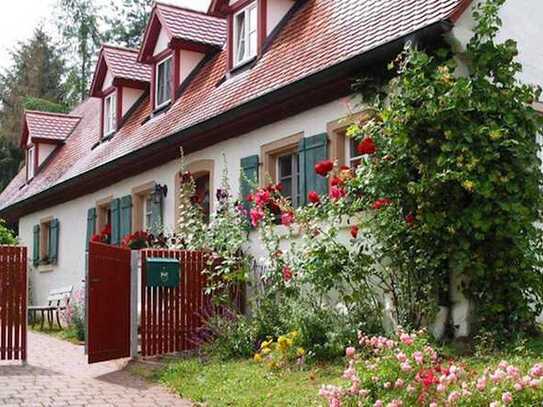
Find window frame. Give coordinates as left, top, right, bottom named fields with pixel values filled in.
left=27, top=145, right=36, bottom=180
left=233, top=2, right=258, bottom=68
left=39, top=218, right=52, bottom=265
left=103, top=92, right=117, bottom=137
left=155, top=55, right=173, bottom=110
left=276, top=151, right=300, bottom=207
left=144, top=195, right=153, bottom=231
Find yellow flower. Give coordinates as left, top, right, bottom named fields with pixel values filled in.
left=291, top=330, right=300, bottom=338
left=296, top=347, right=306, bottom=357
left=462, top=180, right=475, bottom=192
left=261, top=346, right=271, bottom=355
left=254, top=353, right=263, bottom=362
left=261, top=339, right=272, bottom=349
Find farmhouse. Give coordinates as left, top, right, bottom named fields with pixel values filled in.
left=0, top=0, right=542, bottom=308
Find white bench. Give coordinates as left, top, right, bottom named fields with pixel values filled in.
left=29, top=286, right=73, bottom=330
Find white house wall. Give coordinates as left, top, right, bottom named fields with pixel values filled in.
left=153, top=27, right=170, bottom=56
left=37, top=144, right=55, bottom=167
left=266, top=0, right=294, bottom=35
left=180, top=50, right=204, bottom=84
left=19, top=97, right=356, bottom=305
left=122, top=88, right=144, bottom=116
left=102, top=70, right=114, bottom=91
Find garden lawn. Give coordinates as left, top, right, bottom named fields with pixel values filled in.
left=158, top=358, right=344, bottom=406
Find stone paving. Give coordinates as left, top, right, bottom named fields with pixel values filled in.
left=0, top=331, right=191, bottom=406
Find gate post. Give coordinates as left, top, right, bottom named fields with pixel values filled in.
left=130, top=250, right=139, bottom=359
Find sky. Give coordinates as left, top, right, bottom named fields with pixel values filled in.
left=0, top=0, right=211, bottom=70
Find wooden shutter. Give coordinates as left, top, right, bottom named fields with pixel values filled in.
left=298, top=133, right=329, bottom=206
left=120, top=195, right=133, bottom=239
left=150, top=194, right=163, bottom=235
left=111, top=198, right=121, bottom=245
left=86, top=208, right=97, bottom=250
left=32, top=224, right=40, bottom=266
left=49, top=218, right=60, bottom=265
left=240, top=155, right=260, bottom=210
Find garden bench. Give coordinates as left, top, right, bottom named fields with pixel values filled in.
left=28, top=286, right=73, bottom=330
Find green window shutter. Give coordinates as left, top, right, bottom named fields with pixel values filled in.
left=298, top=133, right=329, bottom=206
left=86, top=208, right=97, bottom=250
left=49, top=218, right=60, bottom=265
left=111, top=198, right=121, bottom=245
left=150, top=194, right=163, bottom=235
left=240, top=155, right=260, bottom=210
left=32, top=224, right=40, bottom=266
left=120, top=195, right=133, bottom=239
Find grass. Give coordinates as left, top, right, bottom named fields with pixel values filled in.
left=30, top=324, right=83, bottom=345
left=157, top=357, right=344, bottom=406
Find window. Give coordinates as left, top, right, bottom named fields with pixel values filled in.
left=348, top=137, right=363, bottom=168
left=104, top=92, right=117, bottom=136
left=194, top=173, right=211, bottom=222
left=33, top=218, right=59, bottom=267
left=156, top=56, right=172, bottom=109
left=144, top=195, right=153, bottom=231
left=27, top=146, right=36, bottom=180
left=233, top=2, right=258, bottom=67
left=277, top=153, right=300, bottom=207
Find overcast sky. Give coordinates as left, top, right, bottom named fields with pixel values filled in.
left=0, top=0, right=211, bottom=70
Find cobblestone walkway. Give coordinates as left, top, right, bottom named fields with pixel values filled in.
left=0, top=331, right=191, bottom=406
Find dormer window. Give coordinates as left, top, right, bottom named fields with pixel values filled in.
left=155, top=56, right=172, bottom=109
left=27, top=146, right=36, bottom=181
left=104, top=92, right=117, bottom=136
left=233, top=2, right=258, bottom=67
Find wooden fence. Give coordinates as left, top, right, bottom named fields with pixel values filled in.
left=0, top=246, right=27, bottom=361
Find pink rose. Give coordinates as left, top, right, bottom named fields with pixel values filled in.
left=250, top=208, right=264, bottom=227
left=413, top=351, right=424, bottom=365
left=502, top=392, right=513, bottom=405
left=400, top=333, right=414, bottom=346
left=281, top=212, right=295, bottom=226
left=254, top=190, right=271, bottom=206
left=345, top=347, right=356, bottom=359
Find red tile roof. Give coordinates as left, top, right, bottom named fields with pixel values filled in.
left=23, top=111, right=81, bottom=145
left=102, top=45, right=152, bottom=83
left=0, top=0, right=465, bottom=217
left=156, top=2, right=227, bottom=48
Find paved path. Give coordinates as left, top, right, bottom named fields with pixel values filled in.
left=0, top=331, right=191, bottom=406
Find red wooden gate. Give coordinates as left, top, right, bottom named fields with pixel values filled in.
left=140, top=249, right=210, bottom=357
left=0, top=246, right=27, bottom=362
left=88, top=242, right=131, bottom=363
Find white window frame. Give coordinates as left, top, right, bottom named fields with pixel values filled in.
left=144, top=195, right=153, bottom=231
left=103, top=92, right=117, bottom=136
left=27, top=146, right=36, bottom=180
left=155, top=55, right=173, bottom=109
left=347, top=137, right=364, bottom=168
left=233, top=2, right=258, bottom=68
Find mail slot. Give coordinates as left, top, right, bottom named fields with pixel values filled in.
left=146, top=258, right=180, bottom=287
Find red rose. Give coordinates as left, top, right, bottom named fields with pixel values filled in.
left=350, top=225, right=359, bottom=239
left=314, top=159, right=334, bottom=176
left=330, top=185, right=346, bottom=201
left=357, top=137, right=376, bottom=155
left=330, top=176, right=343, bottom=187
left=405, top=213, right=415, bottom=225
left=274, top=183, right=283, bottom=192
left=250, top=208, right=264, bottom=227
left=282, top=265, right=293, bottom=282
left=246, top=194, right=254, bottom=202
left=254, top=190, right=271, bottom=206
left=372, top=198, right=392, bottom=210
left=281, top=212, right=295, bottom=227
left=340, top=165, right=350, bottom=171
left=308, top=191, right=320, bottom=204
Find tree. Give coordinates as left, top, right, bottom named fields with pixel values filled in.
left=104, top=0, right=153, bottom=48
left=0, top=219, right=17, bottom=245
left=56, top=0, right=103, bottom=103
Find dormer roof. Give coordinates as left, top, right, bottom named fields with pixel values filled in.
left=90, top=45, right=152, bottom=97
left=138, top=2, right=226, bottom=63
left=21, top=111, right=82, bottom=148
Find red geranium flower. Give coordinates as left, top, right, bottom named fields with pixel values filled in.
left=357, top=137, right=376, bottom=155
left=254, top=190, right=271, bottom=206
left=405, top=212, right=416, bottom=225
left=314, top=160, right=334, bottom=177
left=330, top=176, right=343, bottom=187
left=308, top=191, right=320, bottom=204
left=246, top=193, right=254, bottom=202
left=282, top=265, right=293, bottom=282
left=372, top=198, right=392, bottom=210
left=330, top=185, right=346, bottom=201
left=91, top=234, right=101, bottom=242
left=281, top=212, right=295, bottom=227
left=350, top=225, right=359, bottom=239
left=250, top=208, right=264, bottom=227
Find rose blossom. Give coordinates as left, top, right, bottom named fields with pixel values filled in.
left=254, top=190, right=271, bottom=206
left=250, top=208, right=264, bottom=227
left=350, top=225, right=359, bottom=239
left=308, top=191, right=320, bottom=204
left=502, top=392, right=513, bottom=405
left=315, top=160, right=334, bottom=176
left=413, top=351, right=424, bottom=365
left=345, top=347, right=356, bottom=359
left=281, top=212, right=295, bottom=226
left=330, top=185, right=346, bottom=201
left=282, top=266, right=293, bottom=282
left=357, top=137, right=376, bottom=155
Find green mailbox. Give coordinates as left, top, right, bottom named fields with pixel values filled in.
left=146, top=257, right=180, bottom=288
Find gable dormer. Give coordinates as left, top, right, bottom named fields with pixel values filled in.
left=20, top=111, right=81, bottom=182
left=209, top=0, right=296, bottom=70
left=138, top=2, right=226, bottom=113
left=90, top=45, right=152, bottom=138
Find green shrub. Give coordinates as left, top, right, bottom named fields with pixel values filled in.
left=0, top=219, right=17, bottom=245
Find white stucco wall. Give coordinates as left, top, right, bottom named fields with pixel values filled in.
left=266, top=0, right=294, bottom=35
left=37, top=144, right=56, bottom=167
left=180, top=50, right=204, bottom=84
left=154, top=27, right=170, bottom=56
left=102, top=70, right=113, bottom=91
left=19, top=96, right=357, bottom=305
left=122, top=88, right=144, bottom=116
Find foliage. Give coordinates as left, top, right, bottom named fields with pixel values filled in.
left=56, top=0, right=103, bottom=103
left=104, top=0, right=154, bottom=48
left=23, top=96, right=69, bottom=114
left=0, top=219, right=17, bottom=245
left=0, top=138, right=22, bottom=192
left=64, top=288, right=85, bottom=341
left=158, top=357, right=344, bottom=406
left=254, top=330, right=306, bottom=370
left=204, top=163, right=252, bottom=299
left=320, top=330, right=543, bottom=406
